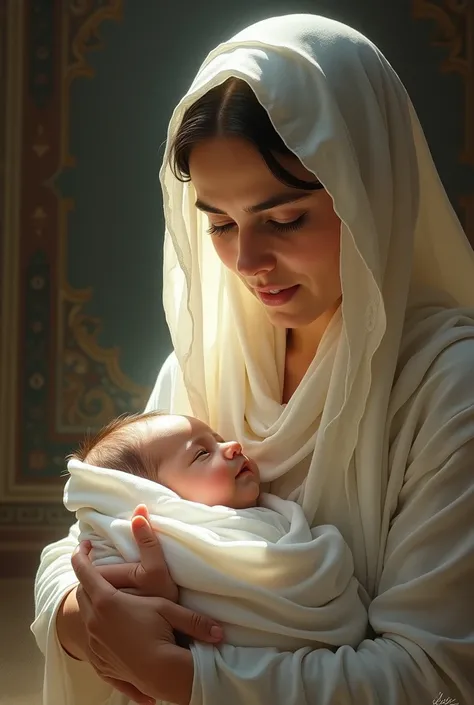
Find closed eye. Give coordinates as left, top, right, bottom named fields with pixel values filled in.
left=193, top=449, right=210, bottom=461
left=207, top=222, right=234, bottom=236
left=208, top=213, right=308, bottom=237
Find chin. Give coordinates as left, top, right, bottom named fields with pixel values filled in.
left=234, top=488, right=260, bottom=510
left=267, top=296, right=342, bottom=331
left=237, top=496, right=258, bottom=510
left=265, top=307, right=324, bottom=329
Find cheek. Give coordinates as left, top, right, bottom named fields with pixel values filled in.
left=211, top=237, right=236, bottom=271
left=294, top=212, right=341, bottom=270
left=190, top=465, right=234, bottom=503
left=207, top=464, right=234, bottom=485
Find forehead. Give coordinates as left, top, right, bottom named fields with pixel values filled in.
left=188, top=136, right=314, bottom=209
left=140, top=415, right=213, bottom=455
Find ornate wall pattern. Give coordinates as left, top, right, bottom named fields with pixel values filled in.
left=0, top=0, right=152, bottom=569
left=413, top=0, right=474, bottom=244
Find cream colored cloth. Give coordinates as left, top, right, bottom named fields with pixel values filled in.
left=160, top=13, right=474, bottom=596
left=64, top=458, right=367, bottom=653
left=158, top=11, right=474, bottom=704
left=33, top=13, right=474, bottom=705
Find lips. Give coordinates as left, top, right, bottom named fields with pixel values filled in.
left=235, top=460, right=252, bottom=478
left=254, top=285, right=300, bottom=307
left=254, top=285, right=292, bottom=293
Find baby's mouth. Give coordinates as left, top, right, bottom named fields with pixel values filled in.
left=236, top=461, right=252, bottom=479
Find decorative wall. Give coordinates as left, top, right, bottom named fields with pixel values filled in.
left=0, top=0, right=473, bottom=575
left=413, top=0, right=474, bottom=244
left=0, top=0, right=157, bottom=573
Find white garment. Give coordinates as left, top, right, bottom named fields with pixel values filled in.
left=64, top=458, right=367, bottom=655
left=160, top=13, right=474, bottom=596
left=33, top=13, right=474, bottom=705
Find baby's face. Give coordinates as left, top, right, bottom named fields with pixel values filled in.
left=140, top=415, right=260, bottom=509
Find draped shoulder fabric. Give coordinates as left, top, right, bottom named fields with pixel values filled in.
left=160, top=13, right=474, bottom=596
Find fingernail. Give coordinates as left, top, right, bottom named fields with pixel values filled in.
left=210, top=626, right=223, bottom=640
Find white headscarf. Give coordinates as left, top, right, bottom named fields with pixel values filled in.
left=160, top=14, right=474, bottom=594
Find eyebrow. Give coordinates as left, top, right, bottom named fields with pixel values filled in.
left=185, top=432, right=222, bottom=451
left=195, top=190, right=317, bottom=216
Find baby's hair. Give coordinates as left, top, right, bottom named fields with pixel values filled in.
left=69, top=410, right=167, bottom=478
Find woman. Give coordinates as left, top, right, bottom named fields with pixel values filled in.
left=33, top=13, right=474, bottom=705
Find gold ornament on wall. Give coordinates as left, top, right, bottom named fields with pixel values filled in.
left=57, top=0, right=150, bottom=430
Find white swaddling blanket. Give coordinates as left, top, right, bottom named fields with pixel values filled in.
left=64, top=457, right=368, bottom=650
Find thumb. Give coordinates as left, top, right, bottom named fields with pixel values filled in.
left=133, top=503, right=151, bottom=522
left=161, top=601, right=224, bottom=644
left=131, top=511, right=167, bottom=572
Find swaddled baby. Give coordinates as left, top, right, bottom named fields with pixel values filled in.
left=71, top=410, right=261, bottom=510
left=64, top=411, right=368, bottom=652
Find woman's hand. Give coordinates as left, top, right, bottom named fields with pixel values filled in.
left=57, top=506, right=178, bottom=680
left=71, top=510, right=223, bottom=704
left=93, top=504, right=179, bottom=601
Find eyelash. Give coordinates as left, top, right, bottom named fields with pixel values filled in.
left=207, top=213, right=308, bottom=237
left=194, top=449, right=209, bottom=461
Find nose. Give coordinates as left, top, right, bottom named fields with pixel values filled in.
left=221, top=440, right=242, bottom=460
left=236, top=228, right=275, bottom=278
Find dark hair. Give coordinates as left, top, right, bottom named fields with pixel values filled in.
left=70, top=410, right=167, bottom=479
left=170, top=78, right=320, bottom=191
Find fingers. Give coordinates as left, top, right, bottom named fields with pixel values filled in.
left=97, top=561, right=178, bottom=601
left=113, top=587, right=140, bottom=596
left=132, top=504, right=150, bottom=521
left=131, top=508, right=168, bottom=574
left=159, top=601, right=223, bottom=644
left=75, top=583, right=94, bottom=622
left=95, top=563, right=141, bottom=590
left=71, top=542, right=116, bottom=602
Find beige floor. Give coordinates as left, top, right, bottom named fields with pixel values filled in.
left=0, top=579, right=43, bottom=704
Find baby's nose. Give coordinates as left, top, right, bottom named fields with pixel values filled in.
left=222, top=440, right=242, bottom=459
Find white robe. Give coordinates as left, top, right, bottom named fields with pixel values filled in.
left=33, top=348, right=474, bottom=704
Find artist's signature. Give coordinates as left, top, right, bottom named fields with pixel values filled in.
left=432, top=693, right=459, bottom=705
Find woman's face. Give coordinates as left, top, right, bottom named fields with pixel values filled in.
left=189, top=136, right=342, bottom=330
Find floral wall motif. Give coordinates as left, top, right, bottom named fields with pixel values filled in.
left=0, top=0, right=157, bottom=572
